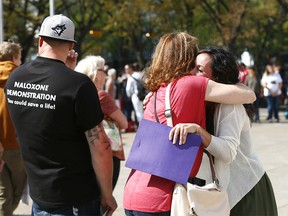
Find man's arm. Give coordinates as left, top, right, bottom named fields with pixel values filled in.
left=85, top=123, right=117, bottom=216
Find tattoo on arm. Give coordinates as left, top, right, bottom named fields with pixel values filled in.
left=86, top=126, right=100, bottom=140
left=85, top=124, right=111, bottom=149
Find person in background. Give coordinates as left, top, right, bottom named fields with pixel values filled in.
left=4, top=14, right=117, bottom=215
left=245, top=66, right=261, bottom=122
left=125, top=63, right=144, bottom=123
left=118, top=69, right=136, bottom=132
left=273, top=64, right=286, bottom=105
left=238, top=62, right=248, bottom=83
left=105, top=68, right=117, bottom=101
left=124, top=32, right=256, bottom=216
left=75, top=55, right=128, bottom=190
left=0, top=41, right=27, bottom=215
left=261, top=64, right=283, bottom=122
left=169, top=46, right=278, bottom=216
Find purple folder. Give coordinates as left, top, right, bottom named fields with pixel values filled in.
left=125, top=119, right=202, bottom=184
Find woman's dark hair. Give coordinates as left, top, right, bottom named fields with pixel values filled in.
left=197, top=47, right=254, bottom=133
left=198, top=47, right=239, bottom=85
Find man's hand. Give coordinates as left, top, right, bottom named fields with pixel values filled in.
left=66, top=49, right=78, bottom=70
left=100, top=195, right=117, bottom=216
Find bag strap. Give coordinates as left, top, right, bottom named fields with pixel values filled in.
left=154, top=92, right=160, bottom=123
left=165, top=83, right=173, bottom=127
left=204, top=149, right=219, bottom=186
left=131, top=75, right=139, bottom=82
left=154, top=83, right=173, bottom=125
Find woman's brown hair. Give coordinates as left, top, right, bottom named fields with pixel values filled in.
left=143, top=32, right=198, bottom=92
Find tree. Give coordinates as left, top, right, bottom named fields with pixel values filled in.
left=3, top=0, right=108, bottom=61
left=3, top=0, right=49, bottom=61
left=191, top=0, right=288, bottom=71
left=58, top=0, right=106, bottom=60
left=2, top=0, right=288, bottom=73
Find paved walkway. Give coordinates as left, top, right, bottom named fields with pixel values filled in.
left=13, top=108, right=288, bottom=216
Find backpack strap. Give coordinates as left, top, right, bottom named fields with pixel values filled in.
left=131, top=75, right=139, bottom=82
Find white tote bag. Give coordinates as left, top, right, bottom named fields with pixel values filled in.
left=186, top=181, right=230, bottom=216
left=171, top=152, right=230, bottom=216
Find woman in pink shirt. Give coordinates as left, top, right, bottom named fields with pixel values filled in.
left=123, top=32, right=256, bottom=216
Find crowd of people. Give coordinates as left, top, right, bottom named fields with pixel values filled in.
left=0, top=13, right=282, bottom=216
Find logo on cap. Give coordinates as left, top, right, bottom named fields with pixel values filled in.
left=52, top=24, right=67, bottom=36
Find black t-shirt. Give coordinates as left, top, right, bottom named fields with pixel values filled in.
left=5, top=57, right=104, bottom=208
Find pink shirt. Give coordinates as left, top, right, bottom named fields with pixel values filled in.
left=123, top=75, right=208, bottom=212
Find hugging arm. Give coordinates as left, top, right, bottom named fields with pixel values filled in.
left=85, top=124, right=117, bottom=216
left=169, top=121, right=238, bottom=164
left=169, top=105, right=243, bottom=164
left=205, top=80, right=256, bottom=104
left=142, top=91, right=153, bottom=110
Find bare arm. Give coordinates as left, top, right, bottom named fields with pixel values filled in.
left=272, top=82, right=283, bottom=97
left=85, top=124, right=117, bottom=216
left=105, top=79, right=113, bottom=95
left=109, top=109, right=128, bottom=130
left=169, top=123, right=211, bottom=147
left=205, top=80, right=256, bottom=104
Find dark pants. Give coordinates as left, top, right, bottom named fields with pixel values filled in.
left=123, top=100, right=134, bottom=121
left=112, top=156, right=121, bottom=190
left=266, top=95, right=280, bottom=120
left=125, top=210, right=170, bottom=216
left=32, top=199, right=101, bottom=216
left=253, top=93, right=260, bottom=121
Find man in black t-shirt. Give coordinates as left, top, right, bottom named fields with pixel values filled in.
left=4, top=14, right=117, bottom=215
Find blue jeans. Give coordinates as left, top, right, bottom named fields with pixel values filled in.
left=125, top=209, right=170, bottom=216
left=32, top=199, right=101, bottom=216
left=266, top=95, right=280, bottom=120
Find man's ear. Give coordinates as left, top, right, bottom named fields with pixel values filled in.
left=39, top=37, right=44, bottom=47
left=69, top=42, right=74, bottom=51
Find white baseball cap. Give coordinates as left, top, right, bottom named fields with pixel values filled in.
left=38, top=14, right=76, bottom=42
